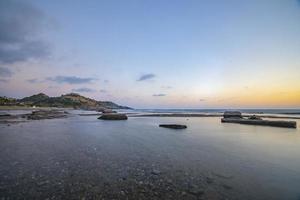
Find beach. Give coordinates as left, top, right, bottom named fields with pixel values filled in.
left=1, top=111, right=300, bottom=199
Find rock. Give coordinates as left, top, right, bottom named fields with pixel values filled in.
left=27, top=110, right=68, bottom=120
left=223, top=111, right=242, bottom=119
left=0, top=112, right=11, bottom=117
left=221, top=118, right=296, bottom=128
left=98, top=113, right=128, bottom=120
left=151, top=169, right=161, bottom=175
left=102, top=109, right=117, bottom=114
left=159, top=124, right=187, bottom=129
left=248, top=115, right=262, bottom=120
left=97, top=108, right=105, bottom=112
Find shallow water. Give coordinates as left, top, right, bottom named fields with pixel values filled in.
left=0, top=115, right=300, bottom=199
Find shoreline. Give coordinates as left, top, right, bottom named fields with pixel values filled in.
left=1, top=109, right=300, bottom=125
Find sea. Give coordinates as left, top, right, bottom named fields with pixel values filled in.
left=1, top=108, right=300, bottom=199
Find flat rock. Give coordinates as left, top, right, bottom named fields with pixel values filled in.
left=0, top=112, right=11, bottom=117
left=223, top=111, right=242, bottom=119
left=27, top=110, right=68, bottom=120
left=159, top=124, right=187, bottom=129
left=98, top=113, right=128, bottom=120
left=221, top=118, right=296, bottom=128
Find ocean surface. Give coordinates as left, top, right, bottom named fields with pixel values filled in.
left=1, top=110, right=300, bottom=199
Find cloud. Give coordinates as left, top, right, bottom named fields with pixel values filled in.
left=99, top=89, right=107, bottom=93
left=0, top=79, right=8, bottom=82
left=48, top=85, right=57, bottom=88
left=104, top=80, right=109, bottom=83
left=0, top=0, right=50, bottom=64
left=72, top=87, right=96, bottom=93
left=0, top=67, right=12, bottom=77
left=46, top=76, right=95, bottom=84
left=161, top=86, right=172, bottom=89
left=199, top=99, right=206, bottom=102
left=27, top=78, right=40, bottom=83
left=153, top=93, right=166, bottom=97
left=137, top=73, right=156, bottom=81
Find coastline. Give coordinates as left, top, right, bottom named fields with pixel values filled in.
left=1, top=108, right=300, bottom=125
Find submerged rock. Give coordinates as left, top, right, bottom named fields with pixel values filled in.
left=98, top=113, right=128, bottom=120
left=159, top=124, right=187, bottom=129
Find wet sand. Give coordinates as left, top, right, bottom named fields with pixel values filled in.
left=1, top=116, right=300, bottom=199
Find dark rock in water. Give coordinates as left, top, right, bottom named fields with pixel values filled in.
left=27, top=110, right=68, bottom=120
left=221, top=118, right=296, bottom=128
left=223, top=111, right=242, bottom=119
left=102, top=109, right=117, bottom=114
left=159, top=124, right=187, bottom=129
left=248, top=115, right=262, bottom=120
left=0, top=112, right=11, bottom=117
left=97, top=108, right=105, bottom=112
left=98, top=113, right=128, bottom=120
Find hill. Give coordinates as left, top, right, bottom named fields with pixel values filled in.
left=0, top=93, right=131, bottom=110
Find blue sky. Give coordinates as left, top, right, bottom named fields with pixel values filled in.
left=0, top=0, right=300, bottom=108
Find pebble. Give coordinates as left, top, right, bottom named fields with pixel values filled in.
left=151, top=169, right=161, bottom=175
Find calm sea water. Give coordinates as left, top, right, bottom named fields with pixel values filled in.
left=1, top=112, right=300, bottom=199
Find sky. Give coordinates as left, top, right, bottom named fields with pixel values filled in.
left=0, top=0, right=300, bottom=108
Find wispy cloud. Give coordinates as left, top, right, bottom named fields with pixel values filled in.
left=199, top=99, right=206, bottom=102
left=161, top=86, right=172, bottom=89
left=46, top=76, right=95, bottom=84
left=72, top=87, right=96, bottom=93
left=99, top=89, right=107, bottom=93
left=27, top=78, right=41, bottom=83
left=0, top=79, right=8, bottom=82
left=0, top=67, right=12, bottom=77
left=0, top=0, right=50, bottom=64
left=137, top=73, right=155, bottom=81
left=153, top=93, right=166, bottom=97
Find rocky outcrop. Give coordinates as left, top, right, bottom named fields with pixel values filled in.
left=26, top=110, right=68, bottom=120
left=223, top=111, right=242, bottom=119
left=221, top=112, right=296, bottom=128
left=159, top=124, right=187, bottom=129
left=221, top=118, right=296, bottom=128
left=98, top=113, right=128, bottom=120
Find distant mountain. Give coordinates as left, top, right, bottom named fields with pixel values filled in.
left=20, top=93, right=49, bottom=103
left=0, top=93, right=131, bottom=110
